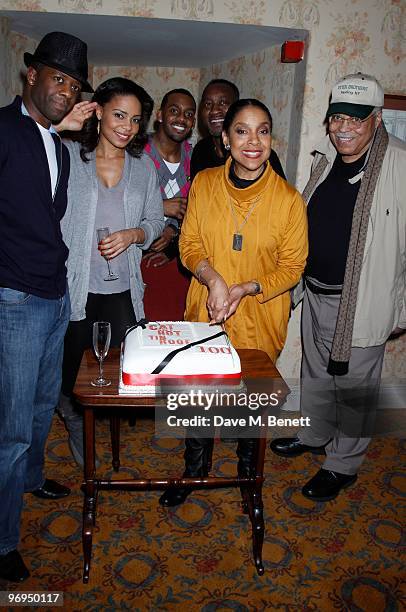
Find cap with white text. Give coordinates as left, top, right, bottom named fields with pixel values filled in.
left=327, top=72, right=384, bottom=119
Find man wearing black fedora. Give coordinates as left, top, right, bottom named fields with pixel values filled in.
left=0, top=31, right=93, bottom=582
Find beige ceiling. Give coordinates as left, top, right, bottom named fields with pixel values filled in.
left=1, top=10, right=306, bottom=67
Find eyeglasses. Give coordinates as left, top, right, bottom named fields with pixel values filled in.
left=329, top=113, right=375, bottom=127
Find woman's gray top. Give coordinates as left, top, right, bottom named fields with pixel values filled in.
left=61, top=140, right=164, bottom=321
left=89, top=155, right=130, bottom=294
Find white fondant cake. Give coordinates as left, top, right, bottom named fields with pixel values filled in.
left=119, top=321, right=241, bottom=395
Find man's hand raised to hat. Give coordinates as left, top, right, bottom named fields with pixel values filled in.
left=54, top=100, right=97, bottom=132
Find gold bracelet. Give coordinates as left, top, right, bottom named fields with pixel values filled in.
left=196, top=263, right=209, bottom=283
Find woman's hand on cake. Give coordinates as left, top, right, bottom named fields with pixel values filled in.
left=98, top=228, right=143, bottom=258
left=207, top=277, right=230, bottom=324
left=226, top=283, right=252, bottom=317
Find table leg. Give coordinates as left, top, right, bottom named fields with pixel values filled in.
left=109, top=414, right=121, bottom=471
left=253, top=437, right=266, bottom=575
left=238, top=462, right=250, bottom=515
left=83, top=406, right=97, bottom=583
left=251, top=487, right=265, bottom=575
left=245, top=437, right=265, bottom=576
left=240, top=485, right=250, bottom=515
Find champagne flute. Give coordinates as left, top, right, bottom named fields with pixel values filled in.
left=91, top=321, right=112, bottom=387
left=97, top=227, right=119, bottom=281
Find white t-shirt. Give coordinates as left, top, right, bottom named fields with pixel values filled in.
left=163, top=159, right=180, bottom=174
left=36, top=121, right=58, bottom=197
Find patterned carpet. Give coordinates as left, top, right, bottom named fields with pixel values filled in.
left=2, top=414, right=404, bottom=611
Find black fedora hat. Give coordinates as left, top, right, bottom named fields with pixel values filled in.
left=24, top=31, right=93, bottom=92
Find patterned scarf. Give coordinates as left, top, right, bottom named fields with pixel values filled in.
left=302, top=122, right=389, bottom=376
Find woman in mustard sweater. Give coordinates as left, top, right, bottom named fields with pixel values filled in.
left=160, top=99, right=308, bottom=507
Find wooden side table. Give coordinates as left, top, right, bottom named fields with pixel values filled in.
left=73, top=348, right=289, bottom=582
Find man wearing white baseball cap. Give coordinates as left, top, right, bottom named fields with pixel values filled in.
left=328, top=72, right=385, bottom=118
left=271, top=73, right=406, bottom=501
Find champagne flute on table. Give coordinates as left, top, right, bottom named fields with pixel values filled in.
left=91, top=321, right=111, bottom=387
left=97, top=227, right=119, bottom=281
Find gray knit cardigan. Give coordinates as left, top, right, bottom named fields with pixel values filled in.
left=61, top=140, right=164, bottom=322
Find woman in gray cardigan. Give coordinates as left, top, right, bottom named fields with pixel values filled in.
left=58, top=78, right=164, bottom=466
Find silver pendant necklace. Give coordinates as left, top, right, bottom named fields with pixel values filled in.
left=232, top=233, right=243, bottom=251
left=228, top=195, right=261, bottom=251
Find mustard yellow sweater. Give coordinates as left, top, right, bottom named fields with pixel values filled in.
left=180, top=158, right=308, bottom=362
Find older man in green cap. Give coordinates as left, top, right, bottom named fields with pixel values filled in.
left=271, top=73, right=406, bottom=502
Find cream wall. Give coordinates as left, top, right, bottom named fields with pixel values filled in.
left=0, top=19, right=38, bottom=106
left=0, top=16, right=10, bottom=106
left=0, top=26, right=36, bottom=104
left=0, top=0, right=404, bottom=380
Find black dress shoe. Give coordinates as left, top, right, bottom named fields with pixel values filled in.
left=0, top=550, right=30, bottom=582
left=270, top=437, right=326, bottom=457
left=31, top=479, right=71, bottom=500
left=159, top=487, right=191, bottom=507
left=302, top=468, right=357, bottom=502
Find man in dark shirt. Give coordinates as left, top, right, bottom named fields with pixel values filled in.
left=270, top=73, right=406, bottom=502
left=190, top=78, right=286, bottom=180
left=0, top=32, right=92, bottom=582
